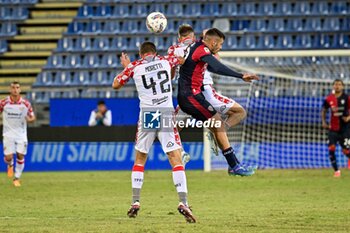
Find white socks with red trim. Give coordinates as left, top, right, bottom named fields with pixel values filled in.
left=14, top=159, right=25, bottom=179
left=131, top=164, right=144, bottom=203
left=172, top=165, right=188, bottom=205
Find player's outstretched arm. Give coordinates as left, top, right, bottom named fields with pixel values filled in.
left=202, top=55, right=258, bottom=81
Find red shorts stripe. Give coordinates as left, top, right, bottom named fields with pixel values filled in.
left=132, top=165, right=144, bottom=172
left=173, top=165, right=184, bottom=171
left=211, top=86, right=231, bottom=104
left=188, top=96, right=213, bottom=119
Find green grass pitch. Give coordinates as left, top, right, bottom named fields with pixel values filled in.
left=0, top=169, right=349, bottom=233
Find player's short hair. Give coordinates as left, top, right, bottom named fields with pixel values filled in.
left=333, top=79, right=344, bottom=85
left=140, top=41, right=157, bottom=55
left=204, top=28, right=226, bottom=41
left=178, top=24, right=194, bottom=38
left=11, top=81, right=20, bottom=86
left=97, top=100, right=106, bottom=106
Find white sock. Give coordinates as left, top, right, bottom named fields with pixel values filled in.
left=172, top=165, right=188, bottom=205
left=131, top=164, right=144, bottom=203
left=15, top=159, right=25, bottom=179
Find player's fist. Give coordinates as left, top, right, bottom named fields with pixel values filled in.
left=120, top=52, right=131, bottom=68
left=242, top=73, right=259, bottom=82
left=322, top=123, right=330, bottom=129
left=177, top=56, right=185, bottom=65
left=342, top=116, right=350, bottom=122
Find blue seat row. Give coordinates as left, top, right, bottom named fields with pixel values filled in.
left=45, top=54, right=121, bottom=69
left=223, top=34, right=350, bottom=50
left=79, top=1, right=349, bottom=18
left=58, top=36, right=177, bottom=51
left=0, top=6, right=28, bottom=20
left=236, top=17, right=350, bottom=32
left=35, top=71, right=116, bottom=86
left=0, top=0, right=37, bottom=4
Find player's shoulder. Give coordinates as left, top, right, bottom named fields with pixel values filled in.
left=20, top=97, right=32, bottom=106
left=191, top=41, right=211, bottom=59
left=0, top=96, right=9, bottom=105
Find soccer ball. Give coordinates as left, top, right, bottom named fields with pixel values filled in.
left=146, top=12, right=167, bottom=33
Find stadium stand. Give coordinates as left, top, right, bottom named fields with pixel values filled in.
left=0, top=0, right=349, bottom=125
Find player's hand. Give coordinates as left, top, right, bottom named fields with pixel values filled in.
left=120, top=52, right=130, bottom=68
left=242, top=73, right=259, bottom=82
left=342, top=116, right=350, bottom=122
left=177, top=56, right=185, bottom=65
left=95, top=112, right=103, bottom=119
left=322, top=123, right=330, bottom=129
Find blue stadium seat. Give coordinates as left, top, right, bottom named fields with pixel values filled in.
left=111, top=37, right=128, bottom=50
left=67, top=22, right=83, bottom=34
left=35, top=72, right=54, bottom=86
left=95, top=5, right=111, bottom=17
left=276, top=2, right=292, bottom=15
left=101, top=54, right=118, bottom=68
left=294, top=1, right=311, bottom=15
left=305, top=18, right=321, bottom=31
left=276, top=35, right=293, bottom=49
left=331, top=1, right=349, bottom=14
left=92, top=37, right=110, bottom=51
left=85, top=21, right=102, bottom=34
left=73, top=71, right=89, bottom=85
left=55, top=71, right=73, bottom=86
left=46, top=55, right=64, bottom=68
left=65, top=54, right=81, bottom=68
left=231, top=20, right=249, bottom=31
left=184, top=3, right=201, bottom=17
left=194, top=19, right=211, bottom=32
left=323, top=17, right=340, bottom=31
left=0, top=7, right=11, bottom=20
left=166, top=3, right=183, bottom=16
left=113, top=5, right=130, bottom=17
left=311, top=1, right=329, bottom=14
left=295, top=34, right=312, bottom=48
left=203, top=3, right=220, bottom=16
left=121, top=20, right=139, bottom=33
left=239, top=35, right=257, bottom=49
left=83, top=54, right=100, bottom=68
left=267, top=18, right=285, bottom=32
left=91, top=71, right=109, bottom=85
left=240, top=2, right=257, bottom=15
left=149, top=4, right=166, bottom=13
left=257, top=35, right=275, bottom=49
left=286, top=18, right=303, bottom=32
left=257, top=2, right=274, bottom=15
left=131, top=4, right=147, bottom=17
left=222, top=35, right=237, bottom=50
left=103, top=21, right=121, bottom=33
left=0, top=40, right=7, bottom=53
left=341, top=17, right=350, bottom=30
left=0, top=23, right=17, bottom=36
left=129, top=36, right=142, bottom=50
left=56, top=37, right=73, bottom=52
left=220, top=2, right=237, bottom=16
left=249, top=19, right=267, bottom=31
left=77, top=5, right=93, bottom=18
left=74, top=37, right=91, bottom=51
left=336, top=34, right=349, bottom=48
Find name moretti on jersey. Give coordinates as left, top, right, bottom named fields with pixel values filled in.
left=145, top=63, right=163, bottom=72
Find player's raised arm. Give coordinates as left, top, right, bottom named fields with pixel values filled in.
left=113, top=62, right=134, bottom=90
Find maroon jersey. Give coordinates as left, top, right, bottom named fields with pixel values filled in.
left=322, top=93, right=350, bottom=131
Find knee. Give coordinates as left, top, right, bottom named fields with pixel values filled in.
left=17, top=154, right=25, bottom=160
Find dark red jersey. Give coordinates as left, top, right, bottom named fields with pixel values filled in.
left=323, top=93, right=350, bottom=131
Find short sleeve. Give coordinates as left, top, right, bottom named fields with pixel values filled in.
left=115, top=62, right=135, bottom=86
left=192, top=45, right=211, bottom=62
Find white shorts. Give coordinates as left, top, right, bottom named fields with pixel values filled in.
left=202, top=85, right=236, bottom=115
left=3, top=137, right=28, bottom=155
left=135, top=112, right=182, bottom=154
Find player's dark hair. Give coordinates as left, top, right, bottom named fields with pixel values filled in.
left=11, top=81, right=20, bottom=85
left=333, top=79, right=344, bottom=85
left=98, top=100, right=106, bottom=106
left=204, top=28, right=226, bottom=40
left=140, top=41, right=157, bottom=55
left=178, top=24, right=194, bottom=38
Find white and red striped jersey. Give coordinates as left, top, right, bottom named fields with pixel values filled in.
left=0, top=96, right=34, bottom=140
left=115, top=55, right=180, bottom=108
